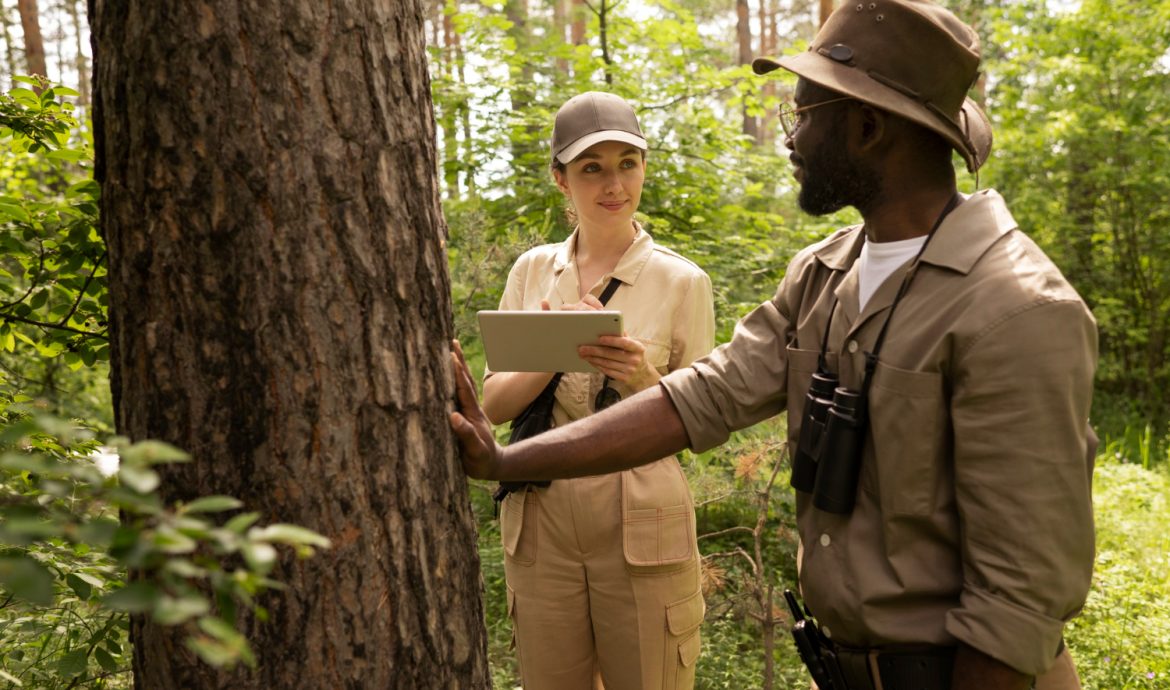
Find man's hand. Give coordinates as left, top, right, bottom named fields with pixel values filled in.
left=448, top=339, right=504, bottom=480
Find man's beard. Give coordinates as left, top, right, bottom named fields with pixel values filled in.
left=797, top=136, right=881, bottom=216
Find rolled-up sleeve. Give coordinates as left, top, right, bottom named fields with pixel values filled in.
left=660, top=294, right=794, bottom=452
left=946, top=298, right=1097, bottom=675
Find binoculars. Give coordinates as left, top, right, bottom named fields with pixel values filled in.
left=792, top=371, right=866, bottom=514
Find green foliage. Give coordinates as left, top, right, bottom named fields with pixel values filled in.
left=1065, top=459, right=1170, bottom=688
left=0, top=404, right=332, bottom=684
left=984, top=0, right=1170, bottom=438
left=0, top=77, right=109, bottom=429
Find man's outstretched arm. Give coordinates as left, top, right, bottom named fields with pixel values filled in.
left=448, top=340, right=690, bottom=481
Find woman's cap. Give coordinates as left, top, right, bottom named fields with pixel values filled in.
left=752, top=0, right=992, bottom=172
left=551, top=92, right=647, bottom=164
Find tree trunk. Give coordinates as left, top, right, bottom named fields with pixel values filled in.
left=553, top=0, right=569, bottom=76
left=67, top=0, right=89, bottom=105
left=571, top=0, right=587, bottom=47
left=88, top=1, right=491, bottom=688
left=736, top=0, right=758, bottom=143
left=819, top=0, right=834, bottom=27
left=16, top=0, right=47, bottom=79
left=2, top=5, right=20, bottom=84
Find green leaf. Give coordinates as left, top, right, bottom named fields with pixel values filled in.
left=183, top=495, right=244, bottom=514
left=103, top=582, right=160, bottom=612
left=223, top=511, right=261, bottom=534
left=66, top=572, right=93, bottom=600
left=55, top=648, right=88, bottom=678
left=153, top=594, right=210, bottom=625
left=0, top=668, right=22, bottom=685
left=94, top=647, right=119, bottom=673
left=153, top=525, right=197, bottom=554
left=117, top=464, right=159, bottom=493
left=0, top=555, right=55, bottom=605
left=242, top=542, right=278, bottom=575
left=249, top=524, right=331, bottom=549
left=118, top=440, right=191, bottom=466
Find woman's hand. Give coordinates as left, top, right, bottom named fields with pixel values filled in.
left=577, top=335, right=660, bottom=392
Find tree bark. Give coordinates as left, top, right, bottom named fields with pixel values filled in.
left=16, top=0, right=47, bottom=79
left=553, top=0, right=569, bottom=76
left=819, top=0, right=834, bottom=28
left=88, top=1, right=490, bottom=688
left=736, top=0, right=759, bottom=143
left=571, top=0, right=587, bottom=47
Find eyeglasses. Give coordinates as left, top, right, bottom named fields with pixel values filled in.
left=777, top=97, right=854, bottom=139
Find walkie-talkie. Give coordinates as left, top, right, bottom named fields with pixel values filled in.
left=784, top=589, right=838, bottom=690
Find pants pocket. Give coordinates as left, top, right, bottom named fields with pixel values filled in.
left=621, top=462, right=696, bottom=569
left=501, top=488, right=538, bottom=566
left=664, top=589, right=704, bottom=689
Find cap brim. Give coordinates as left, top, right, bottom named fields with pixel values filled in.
left=556, top=130, right=648, bottom=164
left=774, top=51, right=992, bottom=172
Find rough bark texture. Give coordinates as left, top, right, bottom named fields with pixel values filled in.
left=88, top=1, right=490, bottom=688
left=16, top=0, right=47, bottom=78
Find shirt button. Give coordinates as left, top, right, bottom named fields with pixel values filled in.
left=820, top=533, right=831, bottom=547
left=847, top=340, right=859, bottom=353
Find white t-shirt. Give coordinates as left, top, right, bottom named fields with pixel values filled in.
left=857, top=235, right=928, bottom=311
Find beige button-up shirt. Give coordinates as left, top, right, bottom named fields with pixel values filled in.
left=490, top=227, right=714, bottom=428
left=661, top=190, right=1097, bottom=676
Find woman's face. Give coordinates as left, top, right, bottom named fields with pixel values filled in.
left=554, top=140, right=646, bottom=233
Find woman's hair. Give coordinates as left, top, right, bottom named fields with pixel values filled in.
left=550, top=151, right=647, bottom=227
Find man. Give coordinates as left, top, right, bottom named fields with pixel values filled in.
left=450, top=1, right=1096, bottom=688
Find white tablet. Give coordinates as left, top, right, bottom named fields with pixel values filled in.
left=477, top=310, right=623, bottom=373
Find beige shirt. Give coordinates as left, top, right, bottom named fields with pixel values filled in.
left=661, top=190, right=1097, bottom=676
left=490, top=226, right=715, bottom=429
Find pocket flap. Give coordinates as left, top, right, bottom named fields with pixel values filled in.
left=666, top=589, right=705, bottom=636
left=677, top=630, right=701, bottom=668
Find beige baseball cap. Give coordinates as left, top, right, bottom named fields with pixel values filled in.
left=551, top=91, right=648, bottom=164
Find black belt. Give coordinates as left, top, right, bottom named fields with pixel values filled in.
left=833, top=647, right=955, bottom=690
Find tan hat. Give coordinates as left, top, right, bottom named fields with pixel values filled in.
left=753, top=0, right=992, bottom=172
left=551, top=92, right=648, bottom=165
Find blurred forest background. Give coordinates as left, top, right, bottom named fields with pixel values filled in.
left=0, top=0, right=1167, bottom=688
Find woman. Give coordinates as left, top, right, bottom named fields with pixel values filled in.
left=482, top=91, right=715, bottom=690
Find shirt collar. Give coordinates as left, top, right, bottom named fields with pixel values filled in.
left=552, top=222, right=655, bottom=287
left=920, top=189, right=1017, bottom=275
left=810, top=189, right=1016, bottom=276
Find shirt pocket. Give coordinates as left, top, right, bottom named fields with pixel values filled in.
left=868, top=361, right=947, bottom=517
left=500, top=488, right=538, bottom=566
left=621, top=459, right=696, bottom=570
left=785, top=345, right=823, bottom=457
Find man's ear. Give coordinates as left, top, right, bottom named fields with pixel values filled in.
left=854, top=104, right=887, bottom=155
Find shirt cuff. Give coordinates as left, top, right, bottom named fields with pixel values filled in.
left=659, top=367, right=730, bottom=453
left=945, top=586, right=1067, bottom=676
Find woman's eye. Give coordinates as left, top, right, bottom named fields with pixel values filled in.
left=620, top=159, right=636, bottom=169
left=583, top=164, right=601, bottom=173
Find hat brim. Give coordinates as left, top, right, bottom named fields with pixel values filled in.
left=555, top=130, right=648, bottom=164
left=761, top=51, right=991, bottom=172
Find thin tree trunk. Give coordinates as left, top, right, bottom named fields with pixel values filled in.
left=2, top=4, right=20, bottom=84
left=597, top=0, right=613, bottom=85
left=68, top=0, right=88, bottom=105
left=819, top=0, right=834, bottom=27
left=571, top=0, right=586, bottom=47
left=553, top=0, right=569, bottom=76
left=441, top=8, right=461, bottom=198
left=89, top=0, right=490, bottom=687
left=736, top=0, right=758, bottom=143
left=16, top=0, right=47, bottom=79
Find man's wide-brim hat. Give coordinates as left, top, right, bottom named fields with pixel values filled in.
left=753, top=0, right=992, bottom=172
